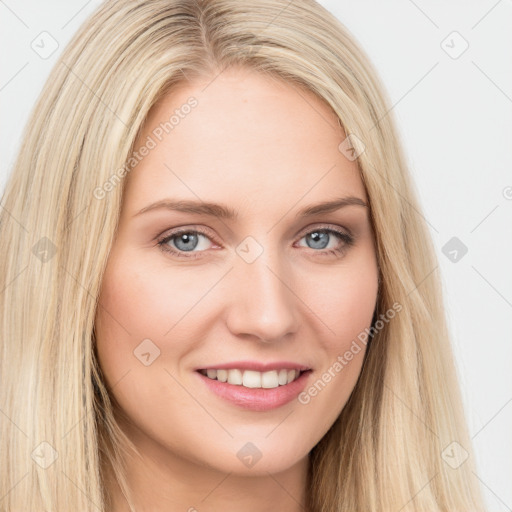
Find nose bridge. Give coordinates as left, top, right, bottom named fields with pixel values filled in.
left=225, top=239, right=299, bottom=342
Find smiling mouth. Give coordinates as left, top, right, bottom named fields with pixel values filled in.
left=197, top=368, right=309, bottom=389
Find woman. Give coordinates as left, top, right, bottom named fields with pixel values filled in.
left=0, top=0, right=486, bottom=510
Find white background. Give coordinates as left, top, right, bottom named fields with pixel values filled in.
left=1, top=1, right=511, bottom=510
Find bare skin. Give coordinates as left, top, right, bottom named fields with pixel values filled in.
left=94, top=66, right=379, bottom=512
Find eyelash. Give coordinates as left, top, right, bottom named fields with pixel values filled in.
left=156, top=225, right=354, bottom=260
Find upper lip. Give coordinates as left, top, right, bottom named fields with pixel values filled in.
left=196, top=361, right=312, bottom=372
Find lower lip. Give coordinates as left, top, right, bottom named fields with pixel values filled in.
left=196, top=370, right=312, bottom=411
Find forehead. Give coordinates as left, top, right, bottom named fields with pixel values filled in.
left=122, top=68, right=367, bottom=217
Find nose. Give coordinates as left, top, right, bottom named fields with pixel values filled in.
left=225, top=251, right=300, bottom=343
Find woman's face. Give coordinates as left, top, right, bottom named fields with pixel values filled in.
left=95, top=67, right=379, bottom=476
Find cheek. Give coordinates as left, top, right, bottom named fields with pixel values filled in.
left=96, top=249, right=206, bottom=342
left=293, top=252, right=378, bottom=422
left=301, top=249, right=379, bottom=348
left=332, top=264, right=378, bottom=340
left=94, top=250, right=208, bottom=437
left=94, top=251, right=182, bottom=384
left=94, top=248, right=227, bottom=392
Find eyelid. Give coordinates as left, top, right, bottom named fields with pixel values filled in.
left=295, top=222, right=353, bottom=239
left=156, top=225, right=218, bottom=243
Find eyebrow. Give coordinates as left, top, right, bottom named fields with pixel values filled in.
left=133, top=195, right=368, bottom=219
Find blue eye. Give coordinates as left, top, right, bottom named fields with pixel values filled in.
left=299, top=229, right=353, bottom=254
left=169, top=231, right=202, bottom=252
left=157, top=227, right=214, bottom=258
left=157, top=226, right=354, bottom=259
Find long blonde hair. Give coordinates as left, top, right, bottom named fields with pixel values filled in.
left=0, top=0, right=486, bottom=510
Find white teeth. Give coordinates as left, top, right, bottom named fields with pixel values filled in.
left=200, top=368, right=305, bottom=388
left=278, top=369, right=288, bottom=385
left=243, top=370, right=261, bottom=388
left=261, top=370, right=278, bottom=389
left=227, top=369, right=243, bottom=385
